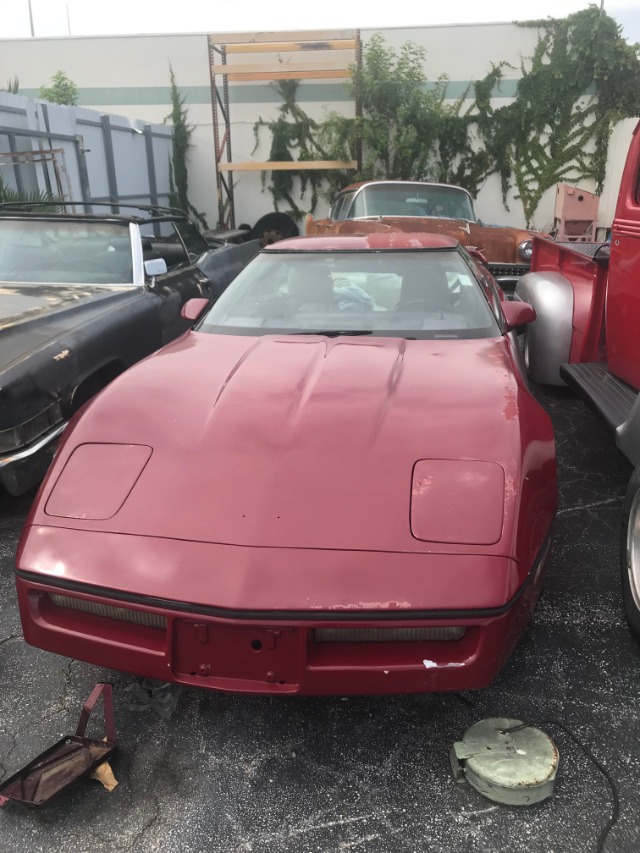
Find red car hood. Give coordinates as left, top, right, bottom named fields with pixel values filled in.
left=37, top=331, right=555, bottom=559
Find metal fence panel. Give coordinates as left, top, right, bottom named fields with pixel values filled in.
left=0, top=91, right=172, bottom=211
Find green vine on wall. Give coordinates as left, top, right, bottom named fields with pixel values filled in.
left=479, top=8, right=640, bottom=223
left=253, top=9, right=640, bottom=226
left=252, top=79, right=332, bottom=221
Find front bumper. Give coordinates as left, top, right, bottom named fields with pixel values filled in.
left=15, top=528, right=550, bottom=696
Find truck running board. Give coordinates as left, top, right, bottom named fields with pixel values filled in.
left=560, top=362, right=638, bottom=431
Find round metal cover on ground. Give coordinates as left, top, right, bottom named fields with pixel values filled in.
left=450, top=718, right=559, bottom=806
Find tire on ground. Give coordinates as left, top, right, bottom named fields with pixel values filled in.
left=249, top=213, right=299, bottom=248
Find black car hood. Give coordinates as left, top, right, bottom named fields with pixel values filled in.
left=0, top=282, right=137, bottom=372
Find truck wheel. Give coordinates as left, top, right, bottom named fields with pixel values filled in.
left=250, top=213, right=299, bottom=248
left=621, top=467, right=640, bottom=639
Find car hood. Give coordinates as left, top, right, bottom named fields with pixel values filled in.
left=0, top=282, right=137, bottom=372
left=40, top=331, right=555, bottom=558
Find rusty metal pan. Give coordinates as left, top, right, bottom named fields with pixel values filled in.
left=0, top=683, right=116, bottom=808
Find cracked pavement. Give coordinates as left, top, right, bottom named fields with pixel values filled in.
left=1, top=386, right=640, bottom=852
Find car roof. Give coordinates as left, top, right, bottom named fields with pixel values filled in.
left=337, top=180, right=473, bottom=197
left=267, top=233, right=461, bottom=252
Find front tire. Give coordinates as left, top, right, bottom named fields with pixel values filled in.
left=621, top=467, right=640, bottom=639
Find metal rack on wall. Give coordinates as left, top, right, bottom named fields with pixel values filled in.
left=208, top=29, right=362, bottom=229
left=0, top=148, right=73, bottom=206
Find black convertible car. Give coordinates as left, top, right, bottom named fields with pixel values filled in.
left=0, top=202, right=257, bottom=495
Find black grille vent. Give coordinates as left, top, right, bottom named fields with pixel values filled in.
left=489, top=264, right=530, bottom=278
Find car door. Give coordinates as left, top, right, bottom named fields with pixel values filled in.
left=139, top=220, right=213, bottom=345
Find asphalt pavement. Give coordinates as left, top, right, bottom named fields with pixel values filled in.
left=1, top=385, right=639, bottom=853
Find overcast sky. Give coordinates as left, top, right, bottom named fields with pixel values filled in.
left=3, top=0, right=640, bottom=43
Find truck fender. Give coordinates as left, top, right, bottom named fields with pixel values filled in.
left=514, top=271, right=575, bottom=386
left=621, top=466, right=640, bottom=639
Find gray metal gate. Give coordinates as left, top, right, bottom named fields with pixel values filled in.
left=0, top=91, right=173, bottom=212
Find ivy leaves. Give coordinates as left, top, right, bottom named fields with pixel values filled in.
left=254, top=9, right=640, bottom=226
left=253, top=80, right=328, bottom=219
left=495, top=8, right=640, bottom=223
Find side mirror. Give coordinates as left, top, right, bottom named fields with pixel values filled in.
left=181, top=297, right=210, bottom=321
left=144, top=258, right=167, bottom=279
left=502, top=300, right=536, bottom=332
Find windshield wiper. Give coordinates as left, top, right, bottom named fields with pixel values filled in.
left=291, top=330, right=372, bottom=337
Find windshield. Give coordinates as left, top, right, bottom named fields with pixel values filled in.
left=199, top=250, right=500, bottom=340
left=0, top=220, right=134, bottom=285
left=353, top=184, right=476, bottom=221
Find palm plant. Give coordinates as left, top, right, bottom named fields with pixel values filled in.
left=2, top=77, right=19, bottom=94
left=0, top=173, right=61, bottom=210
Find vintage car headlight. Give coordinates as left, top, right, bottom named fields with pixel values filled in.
left=518, top=239, right=533, bottom=261
left=0, top=427, right=20, bottom=454
left=0, top=403, right=64, bottom=454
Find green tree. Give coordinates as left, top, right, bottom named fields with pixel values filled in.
left=39, top=70, right=79, bottom=105
left=166, top=66, right=207, bottom=228
left=320, top=34, right=453, bottom=187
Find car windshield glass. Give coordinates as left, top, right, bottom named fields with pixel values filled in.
left=0, top=219, right=134, bottom=285
left=359, top=185, right=476, bottom=221
left=199, top=250, right=500, bottom=340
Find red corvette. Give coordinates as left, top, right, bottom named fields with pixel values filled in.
left=15, top=233, right=556, bottom=695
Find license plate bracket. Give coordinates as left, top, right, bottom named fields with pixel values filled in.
left=173, top=620, right=301, bottom=687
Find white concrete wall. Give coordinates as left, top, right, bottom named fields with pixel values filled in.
left=0, top=26, right=636, bottom=232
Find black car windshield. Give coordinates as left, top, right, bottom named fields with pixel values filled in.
left=0, top=220, right=134, bottom=285
left=353, top=184, right=476, bottom=221
left=199, top=250, right=500, bottom=339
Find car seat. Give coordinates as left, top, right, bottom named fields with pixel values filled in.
left=396, top=267, right=452, bottom=312
left=287, top=267, right=338, bottom=310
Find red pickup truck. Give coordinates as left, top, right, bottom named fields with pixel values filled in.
left=515, top=119, right=640, bottom=638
